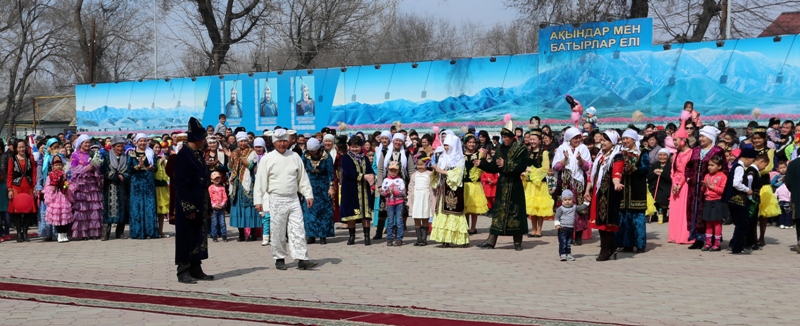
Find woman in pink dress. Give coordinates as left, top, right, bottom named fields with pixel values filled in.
left=668, top=119, right=692, bottom=244
left=69, top=135, right=104, bottom=240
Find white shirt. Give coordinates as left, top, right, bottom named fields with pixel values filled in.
left=254, top=149, right=313, bottom=209
left=732, top=160, right=751, bottom=193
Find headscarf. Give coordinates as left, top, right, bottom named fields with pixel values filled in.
left=73, top=134, right=91, bottom=152
left=374, top=130, right=392, bottom=162
left=235, top=131, right=248, bottom=142
left=699, top=126, right=720, bottom=146
left=306, top=138, right=321, bottom=151
left=621, top=129, right=641, bottom=153
left=41, top=138, right=60, bottom=177
left=657, top=148, right=671, bottom=157
left=590, top=130, right=622, bottom=194
left=437, top=130, right=463, bottom=170
left=134, top=133, right=154, bottom=165
left=552, top=127, right=591, bottom=184
left=384, top=133, right=408, bottom=177
left=108, top=137, right=128, bottom=174
left=323, top=134, right=337, bottom=158
left=254, top=137, right=266, bottom=149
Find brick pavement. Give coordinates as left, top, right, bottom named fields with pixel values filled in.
left=2, top=217, right=799, bottom=325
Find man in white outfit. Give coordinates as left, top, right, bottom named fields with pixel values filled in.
left=254, top=129, right=317, bottom=270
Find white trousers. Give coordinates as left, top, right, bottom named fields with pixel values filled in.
left=269, top=194, right=308, bottom=261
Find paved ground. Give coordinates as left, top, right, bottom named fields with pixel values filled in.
left=2, top=216, right=800, bottom=326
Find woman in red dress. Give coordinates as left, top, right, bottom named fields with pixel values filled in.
left=586, top=130, right=624, bottom=261
left=7, top=139, right=37, bottom=242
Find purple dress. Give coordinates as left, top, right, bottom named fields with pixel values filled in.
left=69, top=151, right=104, bottom=238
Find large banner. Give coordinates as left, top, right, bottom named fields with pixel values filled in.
left=76, top=18, right=800, bottom=135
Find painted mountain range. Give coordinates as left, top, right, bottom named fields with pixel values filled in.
left=329, top=48, right=800, bottom=126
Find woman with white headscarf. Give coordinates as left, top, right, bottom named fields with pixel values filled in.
left=429, top=130, right=470, bottom=247
left=586, top=130, right=623, bottom=261
left=127, top=133, right=160, bottom=239
left=228, top=131, right=262, bottom=242
left=684, top=125, right=727, bottom=249
left=552, top=127, right=593, bottom=244
left=301, top=138, right=335, bottom=244
left=69, top=134, right=104, bottom=240
left=323, top=134, right=337, bottom=164
left=614, top=129, right=650, bottom=253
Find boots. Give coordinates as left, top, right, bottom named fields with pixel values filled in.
left=115, top=223, right=126, bottom=239
left=102, top=224, right=111, bottom=241
left=347, top=228, right=356, bottom=245
left=413, top=228, right=422, bottom=246
left=363, top=226, right=371, bottom=246
left=237, top=228, right=246, bottom=242
left=420, top=228, right=428, bottom=246
left=15, top=224, right=22, bottom=243
left=372, top=219, right=384, bottom=240
left=478, top=234, right=497, bottom=249
left=21, top=224, right=29, bottom=242
left=574, top=231, right=583, bottom=246
left=597, top=231, right=617, bottom=261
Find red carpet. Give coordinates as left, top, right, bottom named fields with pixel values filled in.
left=0, top=277, right=619, bottom=325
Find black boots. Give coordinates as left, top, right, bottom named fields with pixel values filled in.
left=513, top=234, right=523, bottom=251
left=189, top=262, right=214, bottom=281
left=413, top=228, right=422, bottom=246
left=363, top=226, right=371, bottom=246
left=115, top=223, right=126, bottom=239
left=373, top=219, right=384, bottom=240
left=275, top=259, right=287, bottom=270
left=237, top=228, right=246, bottom=242
left=574, top=231, right=583, bottom=246
left=478, top=234, right=497, bottom=249
left=420, top=228, right=428, bottom=246
left=307, top=237, right=316, bottom=244
left=177, top=263, right=197, bottom=284
left=102, top=224, right=111, bottom=241
left=347, top=228, right=356, bottom=245
left=15, top=225, right=22, bottom=242
left=320, top=237, right=327, bottom=245
left=688, top=241, right=704, bottom=250
left=597, top=231, right=617, bottom=261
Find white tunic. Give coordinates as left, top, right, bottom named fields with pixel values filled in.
left=408, top=171, right=432, bottom=219
left=253, top=149, right=313, bottom=211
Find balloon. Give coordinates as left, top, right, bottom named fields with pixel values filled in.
left=12, top=192, right=35, bottom=214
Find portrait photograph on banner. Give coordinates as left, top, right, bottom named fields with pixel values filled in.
left=222, top=79, right=244, bottom=126
left=256, top=77, right=278, bottom=129
left=294, top=76, right=316, bottom=127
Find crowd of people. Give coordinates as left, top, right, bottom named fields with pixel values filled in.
left=3, top=96, right=800, bottom=282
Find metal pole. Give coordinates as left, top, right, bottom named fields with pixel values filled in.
left=154, top=0, right=158, bottom=79
left=725, top=0, right=732, bottom=40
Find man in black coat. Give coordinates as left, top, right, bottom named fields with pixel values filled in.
left=174, top=117, right=213, bottom=284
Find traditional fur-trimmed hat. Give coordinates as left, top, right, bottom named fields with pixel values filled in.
left=187, top=117, right=207, bottom=142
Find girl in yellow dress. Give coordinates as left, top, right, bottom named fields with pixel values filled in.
left=150, top=140, right=170, bottom=238
left=462, top=134, right=488, bottom=234
left=751, top=126, right=781, bottom=248
left=524, top=129, right=554, bottom=237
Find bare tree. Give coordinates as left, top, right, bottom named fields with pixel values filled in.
left=164, top=0, right=271, bottom=75
left=54, top=0, right=154, bottom=83
left=504, top=0, right=630, bottom=26
left=272, top=0, right=395, bottom=69
left=0, top=0, right=68, bottom=136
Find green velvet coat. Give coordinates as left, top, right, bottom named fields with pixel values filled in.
left=478, top=140, right=529, bottom=236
